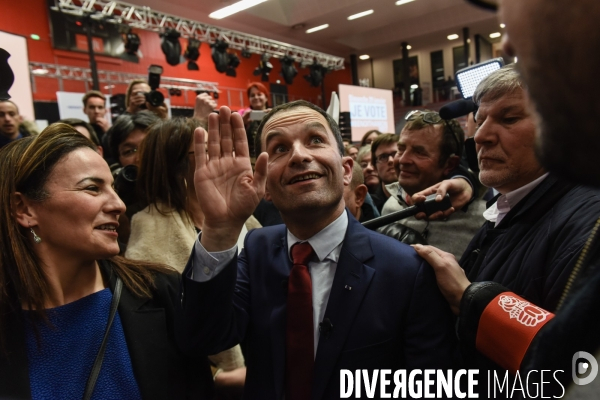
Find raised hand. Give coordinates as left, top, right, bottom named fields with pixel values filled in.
left=194, top=106, right=268, bottom=251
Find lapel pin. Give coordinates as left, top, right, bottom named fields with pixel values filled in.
left=345, top=285, right=352, bottom=291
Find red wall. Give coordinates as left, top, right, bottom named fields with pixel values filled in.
left=1, top=0, right=352, bottom=109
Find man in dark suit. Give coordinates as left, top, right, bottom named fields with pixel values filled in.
left=179, top=101, right=456, bottom=399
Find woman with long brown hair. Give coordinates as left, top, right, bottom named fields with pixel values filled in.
left=0, top=124, right=214, bottom=399
left=125, top=117, right=258, bottom=397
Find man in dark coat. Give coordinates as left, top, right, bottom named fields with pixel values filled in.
left=413, top=65, right=600, bottom=386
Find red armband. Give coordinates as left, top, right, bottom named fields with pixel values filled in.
left=476, top=292, right=554, bottom=373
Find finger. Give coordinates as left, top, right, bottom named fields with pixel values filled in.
left=207, top=112, right=222, bottom=160
left=412, top=244, right=447, bottom=269
left=252, top=152, right=269, bottom=198
left=412, top=183, right=441, bottom=203
left=441, top=207, right=456, bottom=218
left=230, top=112, right=249, bottom=158
left=434, top=182, right=450, bottom=202
left=218, top=106, right=234, bottom=157
left=194, top=127, right=208, bottom=169
left=414, top=212, right=426, bottom=220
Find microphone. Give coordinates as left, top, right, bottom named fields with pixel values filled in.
left=319, top=318, right=333, bottom=339
left=439, top=99, right=477, bottom=120
left=362, top=193, right=453, bottom=231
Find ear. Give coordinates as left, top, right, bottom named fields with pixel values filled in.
left=97, top=145, right=104, bottom=157
left=354, top=184, right=368, bottom=208
left=442, top=155, right=460, bottom=176
left=342, top=156, right=354, bottom=187
left=12, top=192, right=39, bottom=228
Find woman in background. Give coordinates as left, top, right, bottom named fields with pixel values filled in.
left=125, top=117, right=258, bottom=398
left=238, top=82, right=271, bottom=158
left=0, top=125, right=214, bottom=399
left=360, top=129, right=381, bottom=147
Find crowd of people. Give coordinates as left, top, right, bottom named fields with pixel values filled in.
left=1, top=0, right=600, bottom=398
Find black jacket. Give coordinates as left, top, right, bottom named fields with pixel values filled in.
left=0, top=260, right=214, bottom=400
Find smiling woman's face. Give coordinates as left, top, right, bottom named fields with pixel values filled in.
left=27, top=148, right=126, bottom=261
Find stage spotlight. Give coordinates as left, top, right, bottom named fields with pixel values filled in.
left=253, top=53, right=273, bottom=82
left=124, top=32, right=140, bottom=55
left=304, top=61, right=327, bottom=87
left=185, top=38, right=201, bottom=70
left=226, top=52, right=241, bottom=77
left=241, top=47, right=252, bottom=58
left=211, top=39, right=230, bottom=73
left=280, top=55, right=298, bottom=84
left=160, top=28, right=182, bottom=66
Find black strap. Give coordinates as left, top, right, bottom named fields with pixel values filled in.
left=82, top=277, right=123, bottom=400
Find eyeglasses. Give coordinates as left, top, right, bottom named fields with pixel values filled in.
left=404, top=110, right=463, bottom=157
left=375, top=151, right=397, bottom=164
left=120, top=147, right=138, bottom=158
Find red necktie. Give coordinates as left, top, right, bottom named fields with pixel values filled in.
left=286, top=242, right=315, bottom=400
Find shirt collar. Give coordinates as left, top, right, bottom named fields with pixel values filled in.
left=483, top=173, right=549, bottom=224
left=503, top=172, right=549, bottom=209
left=287, top=210, right=348, bottom=263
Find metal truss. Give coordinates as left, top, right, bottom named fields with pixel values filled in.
left=30, top=62, right=220, bottom=94
left=51, top=0, right=346, bottom=70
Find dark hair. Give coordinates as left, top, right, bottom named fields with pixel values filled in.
left=254, top=100, right=345, bottom=156
left=136, top=117, right=199, bottom=217
left=370, top=133, right=398, bottom=165
left=360, top=130, right=381, bottom=147
left=107, top=110, right=159, bottom=161
left=59, top=117, right=100, bottom=148
left=0, top=99, right=19, bottom=113
left=0, top=124, right=172, bottom=350
left=82, top=90, right=106, bottom=107
left=403, top=112, right=464, bottom=166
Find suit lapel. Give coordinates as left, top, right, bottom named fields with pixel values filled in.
left=270, top=234, right=292, bottom=400
left=312, top=217, right=375, bottom=400
left=100, top=261, right=168, bottom=400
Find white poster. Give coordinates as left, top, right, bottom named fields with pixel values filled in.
left=0, top=31, right=34, bottom=121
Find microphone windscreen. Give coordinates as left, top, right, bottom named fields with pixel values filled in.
left=439, top=99, right=477, bottom=120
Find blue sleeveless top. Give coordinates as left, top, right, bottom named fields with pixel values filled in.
left=24, top=288, right=142, bottom=400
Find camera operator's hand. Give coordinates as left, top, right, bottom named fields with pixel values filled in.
left=411, top=178, right=472, bottom=220
left=128, top=91, right=147, bottom=113
left=194, top=106, right=268, bottom=252
left=193, top=93, right=217, bottom=122
left=146, top=101, right=168, bottom=119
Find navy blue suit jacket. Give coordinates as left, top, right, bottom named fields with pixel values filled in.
left=180, top=212, right=456, bottom=399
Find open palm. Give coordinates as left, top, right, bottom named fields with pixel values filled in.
left=193, top=107, right=268, bottom=240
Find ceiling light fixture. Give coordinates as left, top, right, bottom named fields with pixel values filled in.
left=348, top=10, right=374, bottom=20
left=253, top=53, right=273, bottom=81
left=209, top=0, right=268, bottom=19
left=489, top=32, right=501, bottom=39
left=306, top=24, right=329, bottom=34
left=359, top=55, right=370, bottom=60
left=447, top=34, right=459, bottom=40
left=184, top=38, right=201, bottom=70
left=396, top=0, right=415, bottom=5
left=407, top=45, right=412, bottom=50
left=280, top=55, right=298, bottom=84
left=500, top=23, right=506, bottom=28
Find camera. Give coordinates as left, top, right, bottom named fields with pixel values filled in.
left=113, top=164, right=138, bottom=207
left=143, top=64, right=165, bottom=107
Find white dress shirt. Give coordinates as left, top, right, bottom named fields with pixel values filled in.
left=188, top=211, right=348, bottom=358
left=483, top=173, right=549, bottom=227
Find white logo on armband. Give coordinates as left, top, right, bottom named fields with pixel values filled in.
left=498, top=295, right=550, bottom=327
